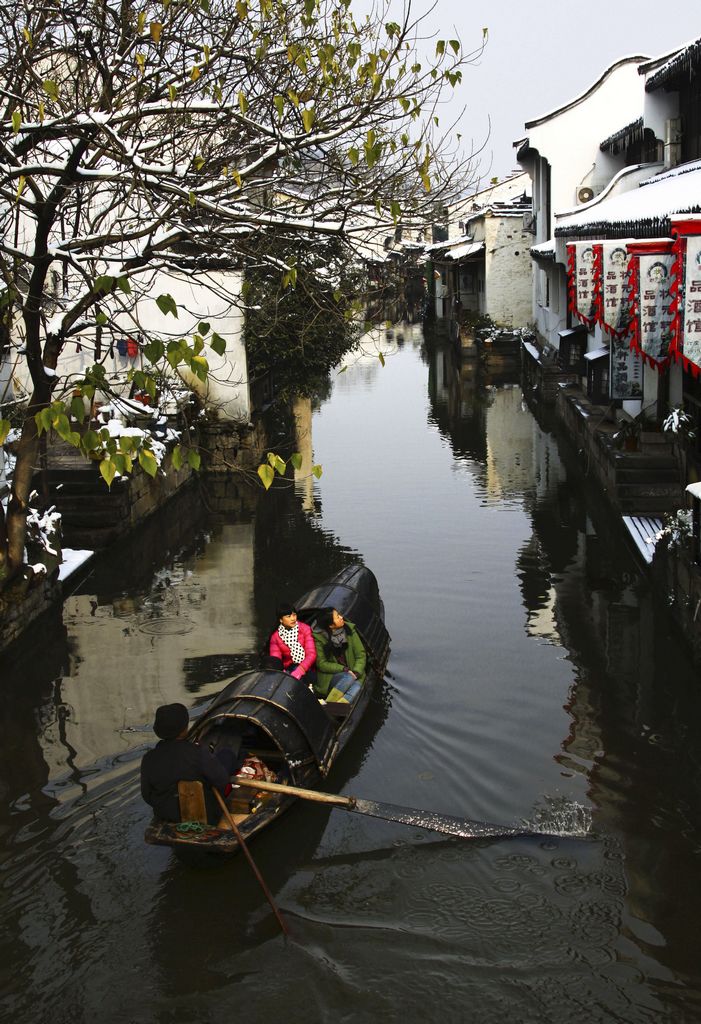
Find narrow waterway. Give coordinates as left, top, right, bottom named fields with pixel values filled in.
left=2, top=327, right=701, bottom=1023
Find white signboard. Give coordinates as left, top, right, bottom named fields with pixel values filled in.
left=610, top=333, right=643, bottom=399
left=601, top=242, right=630, bottom=336
left=574, top=242, right=597, bottom=326
left=638, top=252, right=675, bottom=363
left=682, top=235, right=701, bottom=369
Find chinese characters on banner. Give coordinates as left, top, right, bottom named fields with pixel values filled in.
left=567, top=242, right=598, bottom=327
left=628, top=240, right=675, bottom=367
left=611, top=332, right=643, bottom=398
left=601, top=242, right=630, bottom=336
left=682, top=235, right=701, bottom=367
left=601, top=240, right=643, bottom=397
left=669, top=216, right=701, bottom=373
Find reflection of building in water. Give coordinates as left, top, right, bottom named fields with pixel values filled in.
left=41, top=520, right=256, bottom=774
left=484, top=386, right=536, bottom=500
left=293, top=396, right=314, bottom=513
left=426, top=341, right=488, bottom=466
left=511, top=414, right=701, bottom=983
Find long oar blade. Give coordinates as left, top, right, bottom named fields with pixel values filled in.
left=234, top=777, right=530, bottom=840
left=349, top=798, right=529, bottom=839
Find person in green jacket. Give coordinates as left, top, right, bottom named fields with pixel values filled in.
left=312, top=607, right=367, bottom=703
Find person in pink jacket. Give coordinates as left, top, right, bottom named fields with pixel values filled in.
left=268, top=603, right=317, bottom=681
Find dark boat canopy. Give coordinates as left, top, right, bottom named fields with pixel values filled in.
left=296, top=564, right=390, bottom=669
left=192, top=670, right=337, bottom=779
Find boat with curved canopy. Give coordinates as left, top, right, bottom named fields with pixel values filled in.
left=144, top=564, right=391, bottom=858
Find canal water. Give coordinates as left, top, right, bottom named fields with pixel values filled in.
left=1, top=327, right=701, bottom=1023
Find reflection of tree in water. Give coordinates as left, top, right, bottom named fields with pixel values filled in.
left=252, top=480, right=360, bottom=646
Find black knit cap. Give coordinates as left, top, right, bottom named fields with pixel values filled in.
left=153, top=702, right=189, bottom=740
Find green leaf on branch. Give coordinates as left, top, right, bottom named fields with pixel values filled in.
left=100, top=459, right=116, bottom=488
left=198, top=321, right=210, bottom=335
left=0, top=419, right=10, bottom=445
left=42, top=79, right=59, bottom=101
left=139, top=449, right=158, bottom=477
left=378, top=351, right=385, bottom=366
left=156, top=293, right=178, bottom=317
left=267, top=452, right=286, bottom=475
left=301, top=107, right=315, bottom=132
left=435, top=40, right=445, bottom=56
left=209, top=332, right=226, bottom=356
left=143, top=338, right=164, bottom=363
left=171, top=444, right=183, bottom=470
left=311, top=464, right=323, bottom=479
left=82, top=429, right=100, bottom=452
left=187, top=449, right=201, bottom=471
left=38, top=407, right=53, bottom=434
left=190, top=354, right=209, bottom=379
left=274, top=95, right=284, bottom=118
left=94, top=275, right=114, bottom=294
left=258, top=463, right=274, bottom=490
left=70, top=396, right=86, bottom=422
left=290, top=452, right=303, bottom=471
left=116, top=276, right=131, bottom=294
left=12, top=110, right=20, bottom=134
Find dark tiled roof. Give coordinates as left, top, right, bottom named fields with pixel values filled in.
left=646, top=38, right=701, bottom=91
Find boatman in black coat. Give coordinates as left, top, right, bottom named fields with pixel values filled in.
left=140, top=703, right=240, bottom=824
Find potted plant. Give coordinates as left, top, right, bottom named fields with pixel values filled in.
left=615, top=416, right=642, bottom=452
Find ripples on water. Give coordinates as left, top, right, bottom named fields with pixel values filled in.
left=2, top=331, right=701, bottom=1021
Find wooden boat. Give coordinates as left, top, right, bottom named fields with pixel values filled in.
left=144, top=564, right=391, bottom=860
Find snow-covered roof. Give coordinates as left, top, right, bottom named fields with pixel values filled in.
left=600, top=117, right=644, bottom=153
left=464, top=200, right=531, bottom=222
left=530, top=239, right=556, bottom=259
left=555, top=160, right=701, bottom=237
left=686, top=481, right=701, bottom=500
left=646, top=37, right=701, bottom=91
left=424, top=233, right=472, bottom=253
left=584, top=346, right=609, bottom=361
left=446, top=241, right=484, bottom=260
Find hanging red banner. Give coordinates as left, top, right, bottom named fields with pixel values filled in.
left=567, top=241, right=599, bottom=328
left=627, top=239, right=675, bottom=370
left=600, top=240, right=632, bottom=337
left=670, top=215, right=701, bottom=375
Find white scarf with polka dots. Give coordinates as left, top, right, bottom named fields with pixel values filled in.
left=277, top=623, right=305, bottom=665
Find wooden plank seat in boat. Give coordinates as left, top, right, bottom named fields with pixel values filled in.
left=177, top=780, right=247, bottom=830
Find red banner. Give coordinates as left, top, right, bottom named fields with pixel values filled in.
left=567, top=241, right=600, bottom=328
left=600, top=240, right=632, bottom=337
left=670, top=215, right=701, bottom=376
left=627, top=239, right=675, bottom=371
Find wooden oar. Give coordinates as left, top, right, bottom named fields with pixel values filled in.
left=212, top=788, right=290, bottom=937
left=233, top=777, right=564, bottom=840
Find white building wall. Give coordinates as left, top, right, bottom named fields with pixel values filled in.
left=483, top=216, right=533, bottom=327
left=10, top=269, right=250, bottom=423
left=526, top=57, right=649, bottom=213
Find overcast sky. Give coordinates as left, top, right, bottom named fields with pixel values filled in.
left=403, top=1, right=701, bottom=187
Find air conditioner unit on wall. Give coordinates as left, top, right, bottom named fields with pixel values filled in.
left=577, top=186, right=595, bottom=204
